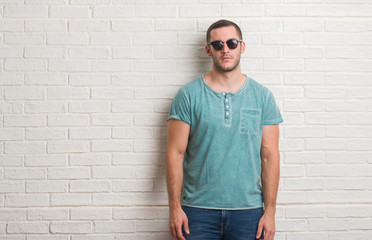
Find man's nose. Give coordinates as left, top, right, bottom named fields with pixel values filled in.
left=221, top=42, right=229, bottom=53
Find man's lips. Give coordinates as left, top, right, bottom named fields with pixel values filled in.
left=221, top=55, right=233, bottom=61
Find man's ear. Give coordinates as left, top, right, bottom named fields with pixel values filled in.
left=205, top=45, right=212, bottom=56
left=240, top=41, right=246, bottom=54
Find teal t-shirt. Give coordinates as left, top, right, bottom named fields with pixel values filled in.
left=167, top=75, right=283, bottom=209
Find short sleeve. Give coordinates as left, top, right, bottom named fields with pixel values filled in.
left=263, top=90, right=283, bottom=125
left=167, top=87, right=191, bottom=126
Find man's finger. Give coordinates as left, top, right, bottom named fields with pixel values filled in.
left=176, top=224, right=185, bottom=240
left=256, top=221, right=263, bottom=239
left=183, top=219, right=190, bottom=235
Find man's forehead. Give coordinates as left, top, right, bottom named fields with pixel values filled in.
left=209, top=26, right=239, bottom=41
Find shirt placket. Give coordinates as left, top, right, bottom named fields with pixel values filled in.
left=222, top=92, right=231, bottom=126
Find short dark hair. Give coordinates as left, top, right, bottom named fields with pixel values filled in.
left=206, top=19, right=243, bottom=43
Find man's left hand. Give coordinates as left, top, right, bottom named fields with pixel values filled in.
left=255, top=212, right=275, bottom=240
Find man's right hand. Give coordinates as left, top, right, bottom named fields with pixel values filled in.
left=169, top=208, right=190, bottom=240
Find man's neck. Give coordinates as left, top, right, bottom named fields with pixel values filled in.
left=205, top=66, right=245, bottom=93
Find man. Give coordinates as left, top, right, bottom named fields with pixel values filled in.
left=166, top=19, right=283, bottom=240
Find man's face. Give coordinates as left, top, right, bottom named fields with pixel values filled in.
left=206, top=26, right=245, bottom=73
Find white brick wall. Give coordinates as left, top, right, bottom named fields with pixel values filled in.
left=0, top=1, right=372, bottom=239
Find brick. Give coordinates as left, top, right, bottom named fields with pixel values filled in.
left=4, top=142, right=46, bottom=154
left=92, top=59, right=133, bottom=72
left=92, top=88, right=132, bottom=100
left=47, top=141, right=90, bottom=153
left=306, top=4, right=372, bottom=17
left=68, top=47, right=110, bottom=59
left=51, top=194, right=91, bottom=206
left=70, top=181, right=110, bottom=193
left=326, top=126, right=366, bottom=137
left=0, top=155, right=24, bottom=167
left=69, top=20, right=109, bottom=32
left=0, top=102, right=23, bottom=114
left=93, top=5, right=134, bottom=17
left=0, top=209, right=26, bottom=221
left=113, top=207, right=166, bottom=220
left=287, top=233, right=328, bottom=240
left=111, top=101, right=154, bottom=113
left=69, top=128, right=111, bottom=140
left=92, top=140, right=132, bottom=152
left=71, top=207, right=111, bottom=220
left=284, top=178, right=323, bottom=190
left=324, top=20, right=372, bottom=32
left=113, top=153, right=162, bottom=165
left=50, top=222, right=91, bottom=234
left=0, top=46, right=23, bottom=58
left=284, top=19, right=323, bottom=31
left=25, top=102, right=66, bottom=114
left=0, top=20, right=24, bottom=32
left=28, top=236, right=69, bottom=240
left=348, top=138, right=372, bottom=151
left=0, top=73, right=23, bottom=85
left=240, top=19, right=281, bottom=32
left=69, top=73, right=109, bottom=86
left=155, top=19, right=195, bottom=31
left=47, top=87, right=90, bottom=100
left=25, top=73, right=67, bottom=86
left=221, top=5, right=264, bottom=16
left=136, top=5, right=177, bottom=17
left=4, top=33, right=45, bottom=45
left=281, top=165, right=305, bottom=177
left=47, top=33, right=89, bottom=45
left=112, top=180, right=154, bottom=192
left=111, top=19, right=154, bottom=32
left=25, top=155, right=67, bottom=167
left=26, top=19, right=66, bottom=32
left=95, top=221, right=135, bottom=233
left=262, top=33, right=301, bottom=45
left=93, top=193, right=134, bottom=206
left=0, top=129, right=24, bottom=140
left=49, top=60, right=90, bottom=72
left=69, top=101, right=109, bottom=113
left=327, top=206, right=370, bottom=218
left=277, top=191, right=306, bottom=204
left=90, top=33, right=131, bottom=46
left=25, top=46, right=65, bottom=59
left=4, top=59, right=47, bottom=71
left=324, top=178, right=368, bottom=190
left=133, top=33, right=177, bottom=46
left=26, top=181, right=67, bottom=193
left=307, top=164, right=372, bottom=177
left=92, top=166, right=135, bottom=179
left=69, top=153, right=111, bottom=166
left=4, top=87, right=44, bottom=100
left=0, top=182, right=25, bottom=193
left=47, top=115, right=89, bottom=127
left=91, top=114, right=132, bottom=126
left=5, top=194, right=49, bottom=207
left=113, top=47, right=153, bottom=59
left=134, top=140, right=166, bottom=152
left=48, top=167, right=90, bottom=180
left=7, top=222, right=49, bottom=234
left=326, top=47, right=365, bottom=59
left=284, top=47, right=324, bottom=58
left=4, top=5, right=48, bottom=18
left=112, top=127, right=153, bottom=139
left=50, top=6, right=90, bottom=18
left=266, top=5, right=305, bottom=16
left=284, top=126, right=325, bottom=138
left=305, top=113, right=347, bottom=125
left=326, top=151, right=370, bottom=164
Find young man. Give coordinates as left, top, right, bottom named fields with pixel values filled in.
left=166, top=20, right=283, bottom=240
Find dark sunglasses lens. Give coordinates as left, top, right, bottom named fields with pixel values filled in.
left=226, top=39, right=239, bottom=49
left=211, top=41, right=223, bottom=51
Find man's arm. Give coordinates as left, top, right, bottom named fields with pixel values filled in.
left=166, top=119, right=191, bottom=240
left=256, top=124, right=280, bottom=240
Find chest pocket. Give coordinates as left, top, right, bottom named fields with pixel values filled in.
left=240, top=109, right=261, bottom=134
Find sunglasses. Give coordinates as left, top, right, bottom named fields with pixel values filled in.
left=207, top=39, right=243, bottom=51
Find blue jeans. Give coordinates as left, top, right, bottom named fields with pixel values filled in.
left=182, top=206, right=264, bottom=240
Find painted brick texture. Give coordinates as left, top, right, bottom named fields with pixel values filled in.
left=1, top=1, right=372, bottom=239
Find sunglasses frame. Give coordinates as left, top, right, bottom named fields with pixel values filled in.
left=207, top=39, right=243, bottom=51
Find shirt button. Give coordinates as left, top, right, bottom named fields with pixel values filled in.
left=222, top=92, right=226, bottom=96
left=226, top=112, right=230, bottom=116
left=225, top=98, right=228, bottom=102
left=226, top=105, right=229, bottom=109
